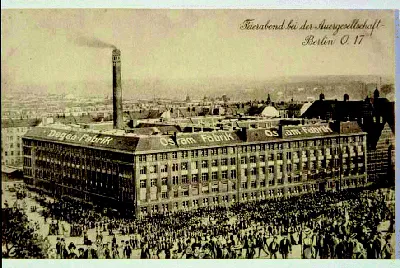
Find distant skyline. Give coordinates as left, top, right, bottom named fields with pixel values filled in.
left=1, top=9, right=395, bottom=95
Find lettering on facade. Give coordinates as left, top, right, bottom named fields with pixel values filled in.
left=159, top=133, right=235, bottom=147
left=47, top=129, right=113, bottom=145
left=284, top=125, right=333, bottom=137
left=264, top=130, right=279, bottom=137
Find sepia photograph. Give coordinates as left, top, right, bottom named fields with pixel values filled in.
left=1, top=8, right=396, bottom=260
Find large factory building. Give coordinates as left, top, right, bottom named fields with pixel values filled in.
left=22, top=121, right=367, bottom=217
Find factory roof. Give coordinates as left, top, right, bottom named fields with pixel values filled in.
left=23, top=121, right=365, bottom=154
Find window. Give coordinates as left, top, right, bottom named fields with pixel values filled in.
left=232, top=182, right=236, bottom=190
left=182, top=175, right=188, bottom=184
left=230, top=158, right=236, bottom=165
left=161, top=177, right=168, bottom=185
left=241, top=157, right=247, bottom=164
left=201, top=173, right=209, bottom=182
left=140, top=180, right=146, bottom=188
left=251, top=181, right=256, bottom=188
left=192, top=174, right=199, bottom=183
left=241, top=182, right=248, bottom=189
left=182, top=190, right=189, bottom=197
left=230, top=170, right=237, bottom=179
left=181, top=151, right=189, bottom=159
left=172, top=152, right=178, bottom=159
left=269, top=179, right=274, bottom=186
left=251, top=168, right=257, bottom=176
left=260, top=180, right=266, bottom=187
left=221, top=158, right=228, bottom=166
left=172, top=163, right=179, bottom=172
left=150, top=179, right=157, bottom=187
left=250, top=156, right=256, bottom=163
left=278, top=165, right=283, bottom=173
left=294, top=163, right=299, bottom=171
left=162, top=192, right=168, bottom=199
left=259, top=155, right=265, bottom=162
left=211, top=159, right=218, bottom=167
left=160, top=165, right=168, bottom=173
left=222, top=148, right=227, bottom=155
left=310, top=161, right=316, bottom=170
left=191, top=150, right=198, bottom=158
left=268, top=166, right=274, bottom=173
left=212, top=172, right=218, bottom=180
left=140, top=166, right=147, bottom=174
left=193, top=199, right=199, bottom=206
left=260, top=167, right=266, bottom=174
left=286, top=152, right=292, bottom=159
left=268, top=154, right=274, bottom=161
left=172, top=176, right=179, bottom=185
left=148, top=154, right=157, bottom=161
left=201, top=160, right=208, bottom=169
left=140, top=207, right=148, bottom=214
left=210, top=148, right=218, bottom=155
left=202, top=187, right=209, bottom=194
left=277, top=153, right=283, bottom=160
left=212, top=185, right=219, bottom=193
left=192, top=161, right=198, bottom=169
left=149, top=165, right=157, bottom=174
left=302, top=162, right=308, bottom=170
left=139, top=155, right=147, bottom=162
left=287, top=164, right=292, bottom=173
left=201, top=150, right=208, bottom=157
left=181, top=162, right=188, bottom=170
left=174, top=191, right=178, bottom=198
left=222, top=170, right=228, bottom=179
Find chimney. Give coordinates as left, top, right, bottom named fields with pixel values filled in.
left=112, top=49, right=123, bottom=129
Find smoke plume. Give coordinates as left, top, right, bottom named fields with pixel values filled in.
left=74, top=36, right=116, bottom=49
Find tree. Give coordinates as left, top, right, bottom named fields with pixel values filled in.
left=2, top=206, right=50, bottom=258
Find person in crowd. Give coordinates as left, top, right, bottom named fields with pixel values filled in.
left=268, top=236, right=279, bottom=259
left=279, top=233, right=292, bottom=259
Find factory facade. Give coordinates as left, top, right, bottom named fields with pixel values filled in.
left=22, top=121, right=368, bottom=217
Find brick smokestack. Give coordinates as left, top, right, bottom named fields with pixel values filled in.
left=112, top=49, right=123, bottom=129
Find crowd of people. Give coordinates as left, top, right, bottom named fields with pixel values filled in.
left=5, top=184, right=395, bottom=259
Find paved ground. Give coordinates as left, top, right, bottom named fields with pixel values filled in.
left=1, top=181, right=394, bottom=259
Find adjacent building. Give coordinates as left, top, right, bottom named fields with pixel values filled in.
left=302, top=89, right=395, bottom=185
left=1, top=119, right=41, bottom=168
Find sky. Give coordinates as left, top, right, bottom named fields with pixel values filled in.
left=1, top=9, right=396, bottom=89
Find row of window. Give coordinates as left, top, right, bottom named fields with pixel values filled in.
left=3, top=150, right=21, bottom=156
left=27, top=141, right=133, bottom=163
left=139, top=156, right=364, bottom=176
left=140, top=170, right=238, bottom=188
left=138, top=147, right=235, bottom=162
